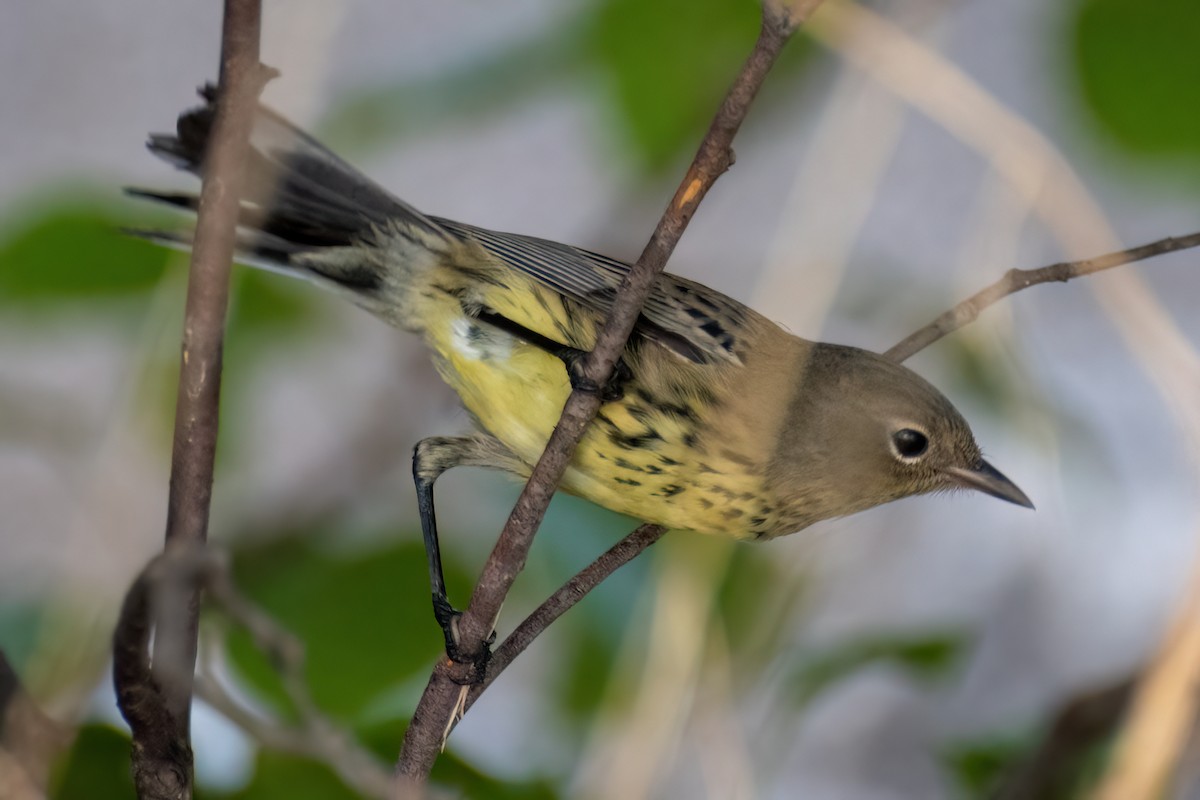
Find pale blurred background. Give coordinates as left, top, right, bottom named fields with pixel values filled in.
left=2, top=0, right=1199, bottom=797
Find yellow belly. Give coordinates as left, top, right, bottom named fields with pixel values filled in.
left=420, top=293, right=771, bottom=539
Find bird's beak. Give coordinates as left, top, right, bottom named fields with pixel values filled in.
left=943, top=459, right=1035, bottom=509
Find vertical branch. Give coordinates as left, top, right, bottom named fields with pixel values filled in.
left=153, top=0, right=266, bottom=723
left=115, top=1, right=271, bottom=797
left=394, top=0, right=824, bottom=788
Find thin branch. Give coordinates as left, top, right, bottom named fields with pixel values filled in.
left=131, top=0, right=271, bottom=795
left=462, top=524, right=668, bottom=713
left=194, top=675, right=393, bottom=800
left=393, top=3, right=820, bottom=786
left=196, top=573, right=394, bottom=800
left=885, top=232, right=1200, bottom=363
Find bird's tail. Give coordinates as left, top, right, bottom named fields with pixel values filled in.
left=128, top=85, right=455, bottom=324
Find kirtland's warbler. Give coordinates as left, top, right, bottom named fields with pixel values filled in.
left=133, top=89, right=1032, bottom=651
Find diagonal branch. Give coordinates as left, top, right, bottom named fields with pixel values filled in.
left=463, top=523, right=668, bottom=713
left=393, top=0, right=825, bottom=786
left=196, top=566, right=395, bottom=800
left=885, top=232, right=1200, bottom=363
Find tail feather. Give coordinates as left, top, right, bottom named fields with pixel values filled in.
left=131, top=85, right=450, bottom=280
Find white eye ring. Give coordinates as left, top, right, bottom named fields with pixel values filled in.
left=891, top=427, right=929, bottom=461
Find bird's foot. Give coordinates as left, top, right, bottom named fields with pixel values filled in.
left=564, top=351, right=632, bottom=403
left=432, top=595, right=494, bottom=684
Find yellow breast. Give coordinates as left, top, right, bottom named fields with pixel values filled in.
left=418, top=286, right=776, bottom=539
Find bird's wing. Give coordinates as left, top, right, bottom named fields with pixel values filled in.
left=433, top=219, right=750, bottom=365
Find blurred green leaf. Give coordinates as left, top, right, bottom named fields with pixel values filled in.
left=715, top=546, right=804, bottom=668
left=0, top=203, right=170, bottom=301
left=789, top=631, right=965, bottom=706
left=430, top=749, right=561, bottom=800
left=227, top=268, right=323, bottom=341
left=558, top=624, right=618, bottom=724
left=216, top=748, right=362, bottom=800
left=584, top=0, right=762, bottom=169
left=942, top=735, right=1029, bottom=799
left=225, top=536, right=470, bottom=722
left=51, top=724, right=136, bottom=799
left=1072, top=0, right=1200, bottom=165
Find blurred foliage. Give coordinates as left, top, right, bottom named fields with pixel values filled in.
left=428, top=749, right=561, bottom=800
left=943, top=728, right=1112, bottom=800
left=217, top=749, right=363, bottom=800
left=714, top=543, right=806, bottom=671
left=319, top=30, right=579, bottom=155
left=0, top=603, right=44, bottom=672
left=788, top=631, right=966, bottom=707
left=323, top=0, right=809, bottom=173
left=583, top=0, right=762, bottom=169
left=942, top=734, right=1030, bottom=798
left=225, top=535, right=471, bottom=722
left=0, top=199, right=170, bottom=301
left=1072, top=0, right=1200, bottom=170
left=52, top=724, right=137, bottom=799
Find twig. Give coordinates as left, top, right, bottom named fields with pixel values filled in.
left=194, top=674, right=394, bottom=800
left=196, top=576, right=394, bottom=800
left=129, top=0, right=271, bottom=796
left=885, top=233, right=1200, bottom=363
left=462, top=524, right=668, bottom=712
left=392, top=2, right=822, bottom=786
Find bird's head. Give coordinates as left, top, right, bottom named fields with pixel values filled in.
left=770, top=343, right=1032, bottom=527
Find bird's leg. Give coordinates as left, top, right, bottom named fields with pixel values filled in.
left=412, top=435, right=509, bottom=675
left=475, top=308, right=631, bottom=401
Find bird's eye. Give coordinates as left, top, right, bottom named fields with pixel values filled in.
left=892, top=428, right=929, bottom=460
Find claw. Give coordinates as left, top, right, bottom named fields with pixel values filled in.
left=432, top=595, right=494, bottom=684
left=566, top=353, right=631, bottom=402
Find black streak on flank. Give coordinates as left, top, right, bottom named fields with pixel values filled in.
left=610, top=430, right=665, bottom=450
left=614, top=477, right=642, bottom=487
left=658, top=484, right=685, bottom=498
left=635, top=388, right=702, bottom=425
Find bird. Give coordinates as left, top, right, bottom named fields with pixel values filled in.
left=131, top=86, right=1032, bottom=658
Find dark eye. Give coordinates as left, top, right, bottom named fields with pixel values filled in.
left=892, top=428, right=929, bottom=459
